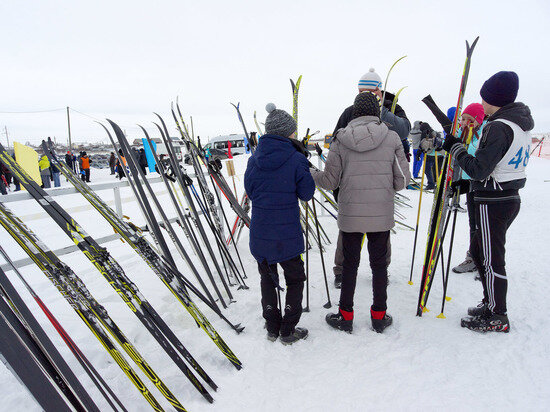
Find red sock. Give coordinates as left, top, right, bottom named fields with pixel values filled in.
left=370, top=308, right=386, bottom=320
left=339, top=308, right=354, bottom=321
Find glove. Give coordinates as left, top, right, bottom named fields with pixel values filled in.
left=442, top=134, right=462, bottom=152
left=415, top=151, right=422, bottom=162
left=419, top=122, right=433, bottom=139
left=405, top=152, right=411, bottom=162
left=314, top=143, right=323, bottom=157
left=450, top=179, right=470, bottom=196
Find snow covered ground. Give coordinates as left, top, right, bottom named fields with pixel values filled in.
left=1, top=153, right=549, bottom=411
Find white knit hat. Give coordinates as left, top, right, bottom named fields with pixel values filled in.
left=358, top=68, right=382, bottom=90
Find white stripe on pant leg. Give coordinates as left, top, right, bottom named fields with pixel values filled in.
left=481, top=204, right=496, bottom=312
left=479, top=205, right=492, bottom=306
left=482, top=205, right=495, bottom=312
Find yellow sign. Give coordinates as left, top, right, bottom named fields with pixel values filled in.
left=14, top=142, right=41, bottom=188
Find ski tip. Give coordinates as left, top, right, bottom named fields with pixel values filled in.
left=445, top=296, right=452, bottom=302
left=436, top=313, right=446, bottom=319
left=422, top=306, right=430, bottom=313
left=408, top=281, right=414, bottom=285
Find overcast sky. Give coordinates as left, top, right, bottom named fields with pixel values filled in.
left=1, top=0, right=549, bottom=146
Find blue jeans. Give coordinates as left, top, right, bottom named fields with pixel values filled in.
left=425, top=156, right=435, bottom=187
left=413, top=149, right=423, bottom=178
left=52, top=172, right=61, bottom=187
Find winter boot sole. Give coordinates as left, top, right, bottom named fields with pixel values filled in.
left=460, top=316, right=510, bottom=333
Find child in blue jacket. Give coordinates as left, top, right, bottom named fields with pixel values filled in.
left=244, top=103, right=315, bottom=344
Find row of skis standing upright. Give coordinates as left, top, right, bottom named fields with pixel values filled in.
left=0, top=102, right=263, bottom=411
left=0, top=86, right=340, bottom=410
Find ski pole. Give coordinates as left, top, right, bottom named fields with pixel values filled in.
left=313, top=196, right=337, bottom=220
left=438, top=200, right=460, bottom=318
left=312, top=199, right=331, bottom=308
left=303, top=201, right=310, bottom=312
left=408, top=153, right=427, bottom=284
left=531, top=135, right=545, bottom=156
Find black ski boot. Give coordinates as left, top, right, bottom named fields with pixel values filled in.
left=371, top=308, right=392, bottom=333
left=334, top=273, right=342, bottom=289
left=280, top=327, right=308, bottom=345
left=264, top=322, right=279, bottom=342
left=467, top=301, right=489, bottom=317
left=266, top=331, right=279, bottom=342
left=461, top=312, right=510, bottom=333
left=325, top=310, right=353, bottom=333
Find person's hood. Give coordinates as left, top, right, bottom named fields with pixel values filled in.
left=411, top=121, right=422, bottom=133
left=252, top=134, right=301, bottom=171
left=336, top=116, right=389, bottom=153
left=490, top=102, right=534, bottom=132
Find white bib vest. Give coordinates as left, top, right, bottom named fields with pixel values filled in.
left=489, top=118, right=531, bottom=184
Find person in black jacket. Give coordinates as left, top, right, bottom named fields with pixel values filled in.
left=109, top=152, right=116, bottom=175
left=331, top=68, right=412, bottom=288
left=138, top=148, right=148, bottom=175
left=443, top=71, right=533, bottom=333
left=65, top=151, right=74, bottom=173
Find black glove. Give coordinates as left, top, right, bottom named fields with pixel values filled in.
left=314, top=143, right=323, bottom=157
left=450, top=179, right=470, bottom=196
left=442, top=134, right=461, bottom=152
left=419, top=122, right=433, bottom=139
left=405, top=152, right=411, bottom=162
left=415, top=151, right=422, bottom=162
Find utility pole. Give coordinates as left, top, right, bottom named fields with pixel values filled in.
left=66, top=106, right=72, bottom=151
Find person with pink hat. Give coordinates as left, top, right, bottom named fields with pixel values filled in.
left=451, top=103, right=486, bottom=274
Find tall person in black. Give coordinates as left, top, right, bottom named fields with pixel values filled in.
left=442, top=71, right=534, bottom=333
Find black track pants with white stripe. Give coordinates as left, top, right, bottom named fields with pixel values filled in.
left=471, top=200, right=520, bottom=315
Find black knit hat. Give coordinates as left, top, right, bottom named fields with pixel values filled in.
left=480, top=71, right=519, bottom=107
left=352, top=92, right=380, bottom=119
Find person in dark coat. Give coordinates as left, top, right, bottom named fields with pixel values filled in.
left=0, top=168, right=7, bottom=195
left=138, top=148, right=148, bottom=175
left=442, top=71, right=533, bottom=333
left=109, top=152, right=116, bottom=175
left=65, top=151, right=74, bottom=172
left=244, top=103, right=315, bottom=345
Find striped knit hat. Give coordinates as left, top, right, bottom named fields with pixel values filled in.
left=358, top=68, right=382, bottom=90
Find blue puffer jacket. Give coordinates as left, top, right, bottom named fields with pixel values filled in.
left=244, top=134, right=315, bottom=264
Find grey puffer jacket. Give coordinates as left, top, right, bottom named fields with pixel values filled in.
left=311, top=116, right=411, bottom=233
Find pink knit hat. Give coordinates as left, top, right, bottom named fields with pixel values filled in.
left=463, top=103, right=485, bottom=125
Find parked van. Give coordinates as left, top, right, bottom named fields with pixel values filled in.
left=204, top=134, right=247, bottom=155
